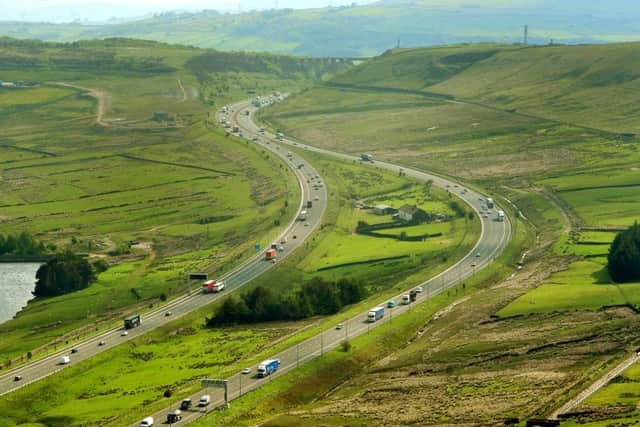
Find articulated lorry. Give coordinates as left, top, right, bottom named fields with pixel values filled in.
left=257, top=359, right=280, bottom=378
left=367, top=306, right=385, bottom=322
left=202, top=279, right=225, bottom=293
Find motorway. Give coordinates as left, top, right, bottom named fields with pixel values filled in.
left=0, top=108, right=327, bottom=397
left=135, top=99, right=512, bottom=426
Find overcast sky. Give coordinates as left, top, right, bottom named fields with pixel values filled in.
left=0, top=0, right=375, bottom=22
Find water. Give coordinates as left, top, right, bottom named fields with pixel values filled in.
left=0, top=263, right=41, bottom=324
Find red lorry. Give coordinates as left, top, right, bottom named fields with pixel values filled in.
left=202, top=280, right=225, bottom=293
left=265, top=248, right=277, bottom=261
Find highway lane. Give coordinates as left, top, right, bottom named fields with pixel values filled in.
left=0, top=111, right=327, bottom=397
left=135, top=99, right=511, bottom=426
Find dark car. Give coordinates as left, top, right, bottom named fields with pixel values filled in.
left=180, top=398, right=192, bottom=411
left=13, top=375, right=22, bottom=382
left=71, top=348, right=78, bottom=354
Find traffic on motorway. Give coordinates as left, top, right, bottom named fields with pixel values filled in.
left=135, top=97, right=511, bottom=427
left=0, top=105, right=328, bottom=398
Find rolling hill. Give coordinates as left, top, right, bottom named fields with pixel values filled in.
left=1, top=0, right=639, bottom=57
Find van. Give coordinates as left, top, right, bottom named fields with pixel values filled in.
left=140, top=416, right=154, bottom=427
left=59, top=356, right=70, bottom=365
left=199, top=394, right=211, bottom=406
left=401, top=295, right=411, bottom=305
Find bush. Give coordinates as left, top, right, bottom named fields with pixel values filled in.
left=92, top=259, right=109, bottom=273
left=340, top=340, right=352, bottom=352
left=608, top=222, right=640, bottom=283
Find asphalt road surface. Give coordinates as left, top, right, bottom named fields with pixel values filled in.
left=0, top=108, right=327, bottom=398
left=134, top=99, right=512, bottom=427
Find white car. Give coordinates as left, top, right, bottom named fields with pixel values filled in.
left=121, top=331, right=129, bottom=337
left=199, top=395, right=211, bottom=407
left=335, top=323, right=344, bottom=330
left=241, top=368, right=252, bottom=375
left=414, top=286, right=424, bottom=293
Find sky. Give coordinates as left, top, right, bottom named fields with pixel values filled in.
left=0, top=0, right=375, bottom=22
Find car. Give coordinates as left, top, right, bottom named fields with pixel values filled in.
left=415, top=286, right=424, bottom=293
left=292, top=235, right=297, bottom=239
left=335, top=323, right=344, bottom=330
left=199, top=394, right=211, bottom=407
left=271, top=258, right=277, bottom=264
left=277, top=245, right=285, bottom=251
left=180, top=398, right=192, bottom=410
left=121, top=331, right=129, bottom=337
left=304, top=222, right=310, bottom=227
left=387, top=300, right=397, bottom=308
left=71, top=348, right=78, bottom=354
left=241, top=368, right=252, bottom=375
left=13, top=375, right=22, bottom=382
left=280, top=238, right=287, bottom=244
left=483, top=214, right=489, bottom=219
left=165, top=311, right=172, bottom=317
left=476, top=252, right=481, bottom=257
left=314, top=196, right=319, bottom=201
left=471, top=263, right=477, bottom=267
left=98, top=340, right=106, bottom=346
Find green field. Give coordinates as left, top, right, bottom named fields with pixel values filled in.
left=0, top=144, right=480, bottom=427
left=251, top=41, right=640, bottom=424
left=0, top=37, right=349, bottom=363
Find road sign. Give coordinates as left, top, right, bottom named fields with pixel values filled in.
left=202, top=379, right=226, bottom=388
left=189, top=273, right=208, bottom=281
left=202, top=378, right=228, bottom=407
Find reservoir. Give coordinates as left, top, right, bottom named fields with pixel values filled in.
left=0, top=263, right=41, bottom=324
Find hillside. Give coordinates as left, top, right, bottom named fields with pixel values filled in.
left=249, top=41, right=640, bottom=427
left=0, top=36, right=350, bottom=362
left=1, top=0, right=639, bottom=57
left=331, top=42, right=640, bottom=134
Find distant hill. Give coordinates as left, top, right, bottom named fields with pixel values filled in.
left=330, top=42, right=640, bottom=134
left=1, top=0, right=639, bottom=57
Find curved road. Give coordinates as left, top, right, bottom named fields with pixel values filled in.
left=0, top=109, right=327, bottom=397
left=133, top=99, right=512, bottom=426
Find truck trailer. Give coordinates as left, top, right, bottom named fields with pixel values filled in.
left=265, top=248, right=277, bottom=261
left=486, top=198, right=495, bottom=209
left=367, top=306, right=385, bottom=322
left=257, top=359, right=281, bottom=378
left=124, top=314, right=142, bottom=329
left=202, top=279, right=225, bottom=293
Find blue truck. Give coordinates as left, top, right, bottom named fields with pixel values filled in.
left=257, top=359, right=281, bottom=378
left=367, top=306, right=385, bottom=323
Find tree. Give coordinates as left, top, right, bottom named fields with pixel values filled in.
left=609, top=222, right=640, bottom=283
left=33, top=251, right=96, bottom=297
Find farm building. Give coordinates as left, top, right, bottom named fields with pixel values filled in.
left=398, top=205, right=430, bottom=223
left=373, top=205, right=397, bottom=215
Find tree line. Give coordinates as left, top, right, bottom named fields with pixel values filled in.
left=207, top=277, right=366, bottom=326
left=0, top=232, right=46, bottom=256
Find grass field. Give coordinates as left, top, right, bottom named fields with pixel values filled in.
left=0, top=37, right=349, bottom=363
left=251, top=41, right=640, bottom=424
left=0, top=144, right=480, bottom=427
